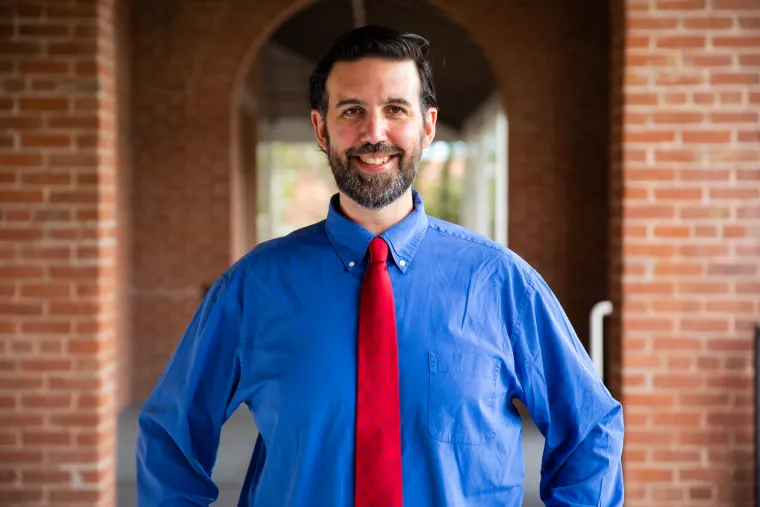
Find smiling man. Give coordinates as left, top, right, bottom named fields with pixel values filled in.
left=136, top=25, right=624, bottom=507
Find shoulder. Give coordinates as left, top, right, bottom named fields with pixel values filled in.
left=425, top=215, right=537, bottom=286
left=215, top=220, right=328, bottom=292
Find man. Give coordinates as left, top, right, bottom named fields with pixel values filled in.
left=136, top=25, right=624, bottom=506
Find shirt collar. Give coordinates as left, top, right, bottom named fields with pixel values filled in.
left=325, top=188, right=428, bottom=274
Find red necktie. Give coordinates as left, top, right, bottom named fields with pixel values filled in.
left=355, top=237, right=403, bottom=507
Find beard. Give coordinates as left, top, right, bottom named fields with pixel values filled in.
left=325, top=127, right=424, bottom=210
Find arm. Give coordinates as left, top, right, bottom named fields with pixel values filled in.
left=509, top=271, right=624, bottom=506
left=136, top=270, right=247, bottom=506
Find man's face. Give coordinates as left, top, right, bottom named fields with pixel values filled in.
left=311, top=58, right=437, bottom=210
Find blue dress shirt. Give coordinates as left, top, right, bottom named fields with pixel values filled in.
left=136, top=189, right=624, bottom=506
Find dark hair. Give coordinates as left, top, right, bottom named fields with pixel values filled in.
left=308, top=25, right=438, bottom=118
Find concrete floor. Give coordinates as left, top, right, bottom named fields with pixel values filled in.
left=117, top=406, right=545, bottom=506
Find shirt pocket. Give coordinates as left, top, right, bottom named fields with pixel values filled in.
left=427, top=350, right=500, bottom=445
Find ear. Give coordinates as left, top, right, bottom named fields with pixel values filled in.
left=422, top=107, right=437, bottom=150
left=311, top=110, right=328, bottom=151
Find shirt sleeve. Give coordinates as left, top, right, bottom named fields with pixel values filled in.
left=509, top=270, right=624, bottom=507
left=135, top=270, right=247, bottom=506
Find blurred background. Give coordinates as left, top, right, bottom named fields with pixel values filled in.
left=1, top=0, right=759, bottom=506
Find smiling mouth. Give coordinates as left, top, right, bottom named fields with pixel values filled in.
left=351, top=154, right=398, bottom=172
left=357, top=154, right=395, bottom=165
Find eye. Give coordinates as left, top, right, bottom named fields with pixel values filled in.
left=342, top=107, right=362, bottom=117
left=388, top=106, right=406, bottom=115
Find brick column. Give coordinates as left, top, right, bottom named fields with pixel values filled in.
left=0, top=1, right=120, bottom=505
left=615, top=1, right=760, bottom=505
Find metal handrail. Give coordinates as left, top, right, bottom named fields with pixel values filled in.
left=590, top=301, right=613, bottom=382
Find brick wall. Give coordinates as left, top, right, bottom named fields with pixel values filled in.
left=613, top=1, right=760, bottom=505
left=0, top=0, right=122, bottom=505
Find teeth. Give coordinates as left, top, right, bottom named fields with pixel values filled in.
left=359, top=155, right=391, bottom=165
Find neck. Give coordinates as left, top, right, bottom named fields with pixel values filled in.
left=338, top=189, right=414, bottom=237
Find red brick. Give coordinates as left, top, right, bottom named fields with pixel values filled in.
left=21, top=470, right=71, bottom=484
left=657, top=0, right=707, bottom=9
left=738, top=169, right=760, bottom=180
left=654, top=225, right=691, bottom=238
left=651, top=299, right=701, bottom=312
left=18, top=97, right=70, bottom=112
left=0, top=154, right=43, bottom=167
left=707, top=263, right=757, bottom=276
left=680, top=394, right=729, bottom=407
left=682, top=16, right=734, bottom=29
left=21, top=321, right=71, bottom=334
left=680, top=206, right=730, bottom=219
left=0, top=450, right=43, bottom=464
left=21, top=429, right=72, bottom=445
left=627, top=54, right=675, bottom=67
left=655, top=149, right=698, bottom=163
left=624, top=205, right=675, bottom=219
left=0, top=489, right=44, bottom=502
left=653, top=188, right=702, bottom=200
left=626, top=393, right=677, bottom=407
left=679, top=467, right=727, bottom=481
left=21, top=359, right=72, bottom=372
left=20, top=283, right=71, bottom=298
left=18, top=24, right=70, bottom=37
left=739, top=54, right=760, bottom=66
left=652, top=449, right=702, bottom=461
left=682, top=318, right=730, bottom=332
left=653, top=337, right=702, bottom=351
left=681, top=130, right=732, bottom=143
left=656, top=74, right=703, bottom=87
left=628, top=469, right=675, bottom=483
left=683, top=54, right=733, bottom=67
left=739, top=16, right=760, bottom=28
left=654, top=262, right=702, bottom=276
left=49, top=490, right=102, bottom=502
left=712, top=149, right=760, bottom=163
left=48, top=413, right=99, bottom=428
left=49, top=190, right=98, bottom=204
left=689, top=487, right=713, bottom=500
left=710, top=72, right=760, bottom=85
left=49, top=115, right=99, bottom=129
left=713, top=35, right=760, bottom=47
left=19, top=60, right=71, bottom=75
left=653, top=375, right=704, bottom=389
left=624, top=130, right=677, bottom=143
left=656, top=36, right=706, bottom=48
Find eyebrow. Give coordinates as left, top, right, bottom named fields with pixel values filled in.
left=334, top=97, right=413, bottom=108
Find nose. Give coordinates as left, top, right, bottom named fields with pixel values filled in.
left=359, top=109, right=387, bottom=145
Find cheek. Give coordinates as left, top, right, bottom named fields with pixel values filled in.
left=389, top=124, right=421, bottom=152
left=329, top=123, right=360, bottom=151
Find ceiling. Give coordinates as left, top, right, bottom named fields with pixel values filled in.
left=266, top=0, right=497, bottom=131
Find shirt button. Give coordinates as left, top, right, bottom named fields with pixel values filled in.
left=399, top=260, right=406, bottom=267
left=348, top=261, right=355, bottom=267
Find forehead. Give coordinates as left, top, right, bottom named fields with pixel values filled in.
left=326, top=58, right=421, bottom=106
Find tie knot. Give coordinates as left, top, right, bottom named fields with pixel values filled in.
left=368, top=237, right=389, bottom=263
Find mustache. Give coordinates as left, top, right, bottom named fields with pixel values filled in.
left=346, top=143, right=403, bottom=157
